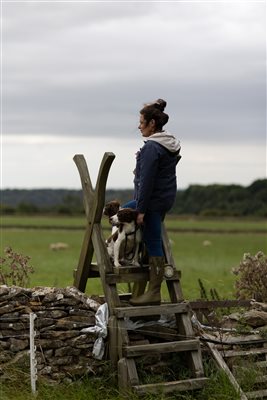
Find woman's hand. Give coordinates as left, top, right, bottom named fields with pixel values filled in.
left=137, top=213, right=145, bottom=225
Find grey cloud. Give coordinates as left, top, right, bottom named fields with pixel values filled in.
left=3, top=2, right=265, bottom=145
left=4, top=79, right=265, bottom=145
left=3, top=1, right=154, bottom=42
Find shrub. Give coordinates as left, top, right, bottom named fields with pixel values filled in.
left=0, top=247, right=34, bottom=287
left=233, top=251, right=267, bottom=301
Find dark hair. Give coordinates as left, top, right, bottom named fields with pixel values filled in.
left=140, top=99, right=169, bottom=131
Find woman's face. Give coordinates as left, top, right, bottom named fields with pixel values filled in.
left=138, top=114, right=155, bottom=137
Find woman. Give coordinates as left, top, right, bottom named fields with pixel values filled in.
left=126, top=99, right=181, bottom=306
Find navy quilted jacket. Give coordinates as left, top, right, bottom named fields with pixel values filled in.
left=134, top=136, right=181, bottom=214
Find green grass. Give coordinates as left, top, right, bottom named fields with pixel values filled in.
left=0, top=360, right=244, bottom=400
left=165, top=215, right=267, bottom=232
left=0, top=228, right=85, bottom=289
left=1, top=215, right=87, bottom=228
left=2, top=215, right=267, bottom=232
left=167, top=230, right=267, bottom=299
left=0, top=364, right=120, bottom=400
left=1, top=216, right=266, bottom=299
left=1, top=216, right=266, bottom=399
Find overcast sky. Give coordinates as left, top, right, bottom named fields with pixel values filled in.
left=1, top=0, right=266, bottom=190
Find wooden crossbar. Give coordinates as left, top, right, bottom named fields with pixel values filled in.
left=114, top=302, right=189, bottom=318
left=133, top=377, right=209, bottom=395
left=124, top=339, right=200, bottom=357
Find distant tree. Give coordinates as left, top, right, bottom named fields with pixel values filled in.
left=172, top=180, right=267, bottom=217
left=247, top=179, right=267, bottom=195
left=17, top=202, right=39, bottom=214
left=1, top=179, right=267, bottom=216
left=0, top=204, right=16, bottom=215
left=105, top=189, right=134, bottom=206
left=56, top=194, right=84, bottom=215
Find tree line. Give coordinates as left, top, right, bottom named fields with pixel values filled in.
left=1, top=179, right=266, bottom=217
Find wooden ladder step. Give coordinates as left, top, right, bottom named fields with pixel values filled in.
left=106, top=269, right=181, bottom=284
left=114, top=302, right=190, bottom=318
left=89, top=263, right=148, bottom=275
left=106, top=271, right=149, bottom=284
left=112, top=264, right=181, bottom=277
left=223, top=348, right=267, bottom=358
left=113, top=265, right=149, bottom=274
left=132, top=377, right=209, bottom=395
left=124, top=339, right=200, bottom=358
left=246, top=389, right=267, bottom=399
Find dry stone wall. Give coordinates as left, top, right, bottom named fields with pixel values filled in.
left=0, top=285, right=105, bottom=382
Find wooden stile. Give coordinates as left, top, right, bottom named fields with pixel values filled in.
left=73, top=153, right=208, bottom=396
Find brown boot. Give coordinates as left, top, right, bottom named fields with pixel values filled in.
left=131, top=281, right=147, bottom=298
left=129, top=257, right=165, bottom=306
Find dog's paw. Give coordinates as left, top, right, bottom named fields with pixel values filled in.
left=132, top=261, right=140, bottom=267
left=114, top=262, right=122, bottom=268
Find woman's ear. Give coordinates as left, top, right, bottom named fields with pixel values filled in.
left=149, top=119, right=156, bottom=129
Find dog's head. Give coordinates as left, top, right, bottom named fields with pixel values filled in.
left=110, top=208, right=138, bottom=226
left=103, top=200, right=121, bottom=218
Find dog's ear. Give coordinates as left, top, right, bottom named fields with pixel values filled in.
left=112, top=200, right=121, bottom=207
left=111, top=200, right=121, bottom=214
left=103, top=202, right=111, bottom=216
left=103, top=200, right=121, bottom=217
left=117, top=208, right=138, bottom=223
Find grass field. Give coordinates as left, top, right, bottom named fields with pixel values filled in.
left=2, top=214, right=267, bottom=232
left=1, top=215, right=266, bottom=399
left=1, top=215, right=266, bottom=299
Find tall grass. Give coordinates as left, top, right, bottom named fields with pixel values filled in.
left=0, top=359, right=246, bottom=400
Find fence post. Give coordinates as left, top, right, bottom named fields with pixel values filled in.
left=29, top=313, right=37, bottom=394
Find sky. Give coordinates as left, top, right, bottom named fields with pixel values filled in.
left=1, top=0, right=266, bottom=190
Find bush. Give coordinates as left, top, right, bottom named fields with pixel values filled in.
left=0, top=247, right=34, bottom=287
left=233, top=251, right=267, bottom=301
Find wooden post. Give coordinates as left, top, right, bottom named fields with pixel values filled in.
left=206, top=342, right=248, bottom=400
left=73, top=153, right=115, bottom=292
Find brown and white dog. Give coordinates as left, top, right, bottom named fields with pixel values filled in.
left=103, top=200, right=121, bottom=261
left=103, top=200, right=121, bottom=221
left=103, top=199, right=122, bottom=240
left=108, top=208, right=142, bottom=268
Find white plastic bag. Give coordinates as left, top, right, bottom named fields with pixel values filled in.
left=81, top=303, right=109, bottom=360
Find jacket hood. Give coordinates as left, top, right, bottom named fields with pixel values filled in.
left=146, top=131, right=181, bottom=153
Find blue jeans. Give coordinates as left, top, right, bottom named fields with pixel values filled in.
left=122, top=200, right=165, bottom=257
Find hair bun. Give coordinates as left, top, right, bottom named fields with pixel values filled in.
left=154, top=99, right=167, bottom=112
